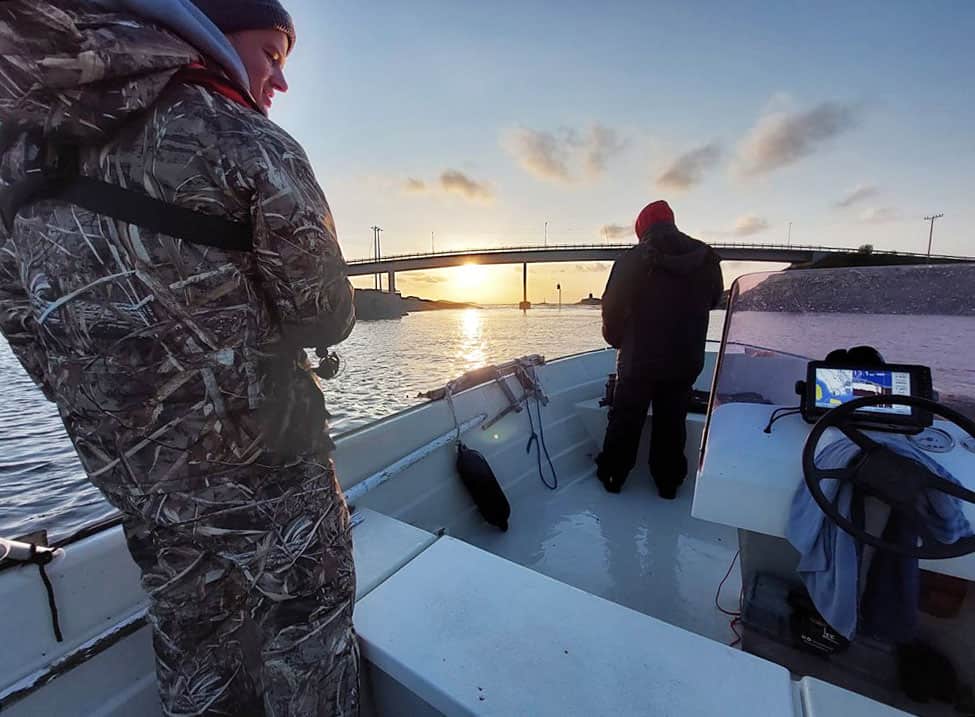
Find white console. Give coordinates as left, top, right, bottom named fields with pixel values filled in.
left=692, top=402, right=975, bottom=580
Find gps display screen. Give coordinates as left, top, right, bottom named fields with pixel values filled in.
left=802, top=361, right=933, bottom=428
left=813, top=367, right=913, bottom=415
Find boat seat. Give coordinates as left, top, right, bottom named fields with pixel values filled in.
left=351, top=508, right=437, bottom=601
left=0, top=508, right=431, bottom=715
left=798, top=677, right=911, bottom=716
left=354, top=536, right=797, bottom=716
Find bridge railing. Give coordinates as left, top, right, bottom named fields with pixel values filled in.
left=346, top=242, right=971, bottom=265
left=347, top=242, right=836, bottom=264
left=346, top=242, right=634, bottom=264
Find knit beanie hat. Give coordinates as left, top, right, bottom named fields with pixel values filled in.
left=634, top=200, right=675, bottom=241
left=191, top=0, right=296, bottom=51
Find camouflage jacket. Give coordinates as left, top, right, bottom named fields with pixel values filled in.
left=0, top=1, right=355, bottom=499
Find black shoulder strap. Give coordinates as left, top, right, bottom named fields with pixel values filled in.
left=1, top=173, right=252, bottom=252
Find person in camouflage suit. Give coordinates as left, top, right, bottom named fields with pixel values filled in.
left=0, top=1, right=359, bottom=714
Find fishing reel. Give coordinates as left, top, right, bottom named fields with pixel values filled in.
left=313, top=346, right=341, bottom=380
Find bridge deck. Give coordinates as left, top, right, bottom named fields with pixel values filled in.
left=345, top=243, right=970, bottom=276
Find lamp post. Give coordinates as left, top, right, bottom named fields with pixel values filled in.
left=924, top=213, right=943, bottom=257
left=371, top=225, right=383, bottom=290
left=557, top=283, right=562, bottom=310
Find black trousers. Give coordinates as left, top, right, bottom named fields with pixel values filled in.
left=597, top=376, right=693, bottom=491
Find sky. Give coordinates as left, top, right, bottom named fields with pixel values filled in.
left=269, top=1, right=975, bottom=304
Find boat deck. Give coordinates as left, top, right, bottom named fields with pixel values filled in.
left=459, top=463, right=742, bottom=646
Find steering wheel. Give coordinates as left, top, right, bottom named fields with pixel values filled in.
left=803, top=394, right=975, bottom=559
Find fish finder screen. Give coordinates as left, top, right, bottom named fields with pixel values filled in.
left=814, top=368, right=912, bottom=415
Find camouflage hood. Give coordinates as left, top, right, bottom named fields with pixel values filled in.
left=0, top=0, right=251, bottom=147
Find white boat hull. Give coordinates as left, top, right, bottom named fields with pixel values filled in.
left=1, top=347, right=911, bottom=716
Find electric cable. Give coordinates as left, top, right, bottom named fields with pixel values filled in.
left=525, top=395, right=558, bottom=490
left=763, top=406, right=802, bottom=433
left=715, top=550, right=741, bottom=617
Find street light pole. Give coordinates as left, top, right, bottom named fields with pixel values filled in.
left=787, top=221, right=792, bottom=247
left=924, top=213, right=943, bottom=257
left=371, top=225, right=383, bottom=290
left=544, top=221, right=548, bottom=247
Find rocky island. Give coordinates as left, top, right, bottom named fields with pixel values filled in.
left=354, top=289, right=477, bottom=320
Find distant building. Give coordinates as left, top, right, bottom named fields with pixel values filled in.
left=578, top=292, right=601, bottom=306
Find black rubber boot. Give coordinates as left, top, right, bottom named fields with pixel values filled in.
left=596, top=454, right=623, bottom=493
left=656, top=482, right=678, bottom=500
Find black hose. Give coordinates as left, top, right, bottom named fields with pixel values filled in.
left=28, top=544, right=63, bottom=642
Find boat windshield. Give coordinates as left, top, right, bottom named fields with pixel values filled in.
left=708, top=264, right=975, bottom=430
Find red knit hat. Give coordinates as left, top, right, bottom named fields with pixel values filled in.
left=634, top=200, right=675, bottom=241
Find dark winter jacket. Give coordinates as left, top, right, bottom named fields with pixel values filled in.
left=602, top=223, right=723, bottom=381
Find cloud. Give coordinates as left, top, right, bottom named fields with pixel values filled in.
left=550, top=263, right=612, bottom=275
left=735, top=101, right=860, bottom=177
left=834, top=184, right=878, bottom=208
left=584, top=124, right=626, bottom=175
left=859, top=207, right=900, bottom=224
left=406, top=272, right=448, bottom=284
left=734, top=215, right=770, bottom=236
left=403, top=177, right=427, bottom=193
left=600, top=223, right=631, bottom=240
left=503, top=128, right=570, bottom=181
left=402, top=170, right=493, bottom=202
left=657, top=142, right=723, bottom=190
left=440, top=170, right=493, bottom=201
left=572, top=262, right=613, bottom=272
left=502, top=123, right=625, bottom=182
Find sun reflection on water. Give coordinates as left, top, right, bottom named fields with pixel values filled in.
left=459, top=308, right=487, bottom=369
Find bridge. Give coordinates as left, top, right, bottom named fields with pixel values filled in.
left=345, top=242, right=970, bottom=300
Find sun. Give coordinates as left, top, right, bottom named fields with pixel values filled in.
left=454, top=263, right=488, bottom=290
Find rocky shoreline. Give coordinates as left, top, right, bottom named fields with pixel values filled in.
left=354, top=289, right=477, bottom=320
left=735, top=263, right=973, bottom=315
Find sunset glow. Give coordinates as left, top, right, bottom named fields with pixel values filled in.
left=309, top=1, right=972, bottom=303
left=454, top=263, right=490, bottom=292
left=351, top=259, right=781, bottom=305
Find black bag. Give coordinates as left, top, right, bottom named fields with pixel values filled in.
left=456, top=442, right=510, bottom=531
